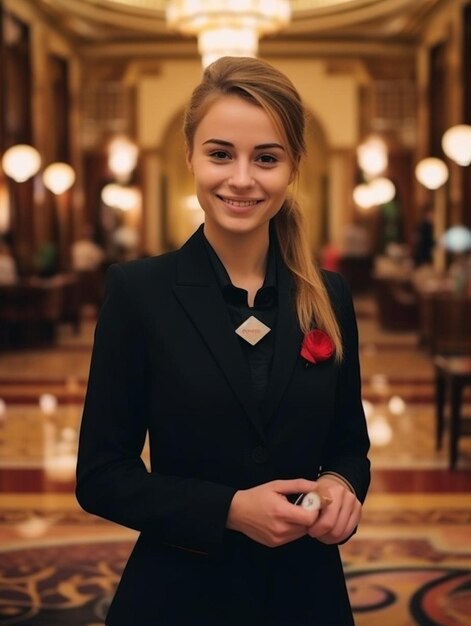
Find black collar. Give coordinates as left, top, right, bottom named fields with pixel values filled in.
left=202, top=226, right=277, bottom=308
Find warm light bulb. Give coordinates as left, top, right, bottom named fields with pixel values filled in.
left=101, top=183, right=141, bottom=212
left=43, top=162, right=76, bottom=195
left=415, top=158, right=449, bottom=190
left=1, top=144, right=41, bottom=182
left=108, top=136, right=138, bottom=182
left=369, top=177, right=396, bottom=205
left=353, top=183, right=375, bottom=209
left=442, top=124, right=471, bottom=166
left=357, top=137, right=388, bottom=178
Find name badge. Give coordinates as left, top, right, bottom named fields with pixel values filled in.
left=235, top=315, right=271, bottom=346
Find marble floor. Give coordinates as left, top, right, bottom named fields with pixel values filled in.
left=0, top=296, right=470, bottom=625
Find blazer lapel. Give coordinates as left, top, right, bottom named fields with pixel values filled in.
left=173, top=227, right=266, bottom=441
left=260, top=252, right=303, bottom=426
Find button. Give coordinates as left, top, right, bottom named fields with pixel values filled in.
left=251, top=446, right=269, bottom=464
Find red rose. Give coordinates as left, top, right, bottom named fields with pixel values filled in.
left=300, top=329, right=334, bottom=365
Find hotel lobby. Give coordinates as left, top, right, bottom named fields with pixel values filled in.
left=1, top=1, right=471, bottom=625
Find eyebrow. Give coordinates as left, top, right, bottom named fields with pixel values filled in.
left=202, top=138, right=285, bottom=151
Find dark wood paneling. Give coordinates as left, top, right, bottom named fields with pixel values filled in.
left=49, top=54, right=70, bottom=162
left=428, top=43, right=447, bottom=159
left=463, top=2, right=471, bottom=228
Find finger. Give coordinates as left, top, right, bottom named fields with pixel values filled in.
left=272, top=479, right=319, bottom=496
left=312, top=499, right=361, bottom=543
left=284, top=501, right=320, bottom=527
left=276, top=497, right=320, bottom=527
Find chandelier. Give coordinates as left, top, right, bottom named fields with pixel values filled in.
left=166, top=0, right=292, bottom=68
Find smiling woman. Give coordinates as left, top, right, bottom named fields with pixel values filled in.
left=75, top=55, right=370, bottom=626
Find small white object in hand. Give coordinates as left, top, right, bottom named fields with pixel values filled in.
left=300, top=492, right=322, bottom=511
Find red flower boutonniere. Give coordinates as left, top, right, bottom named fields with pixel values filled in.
left=300, top=329, right=334, bottom=367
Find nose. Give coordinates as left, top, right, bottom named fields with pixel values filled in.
left=228, top=160, right=254, bottom=189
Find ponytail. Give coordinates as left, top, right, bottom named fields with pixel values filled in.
left=274, top=200, right=343, bottom=362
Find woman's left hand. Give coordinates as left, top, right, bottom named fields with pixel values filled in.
left=306, top=476, right=362, bottom=544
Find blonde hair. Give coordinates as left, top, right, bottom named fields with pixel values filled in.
left=184, top=56, right=343, bottom=360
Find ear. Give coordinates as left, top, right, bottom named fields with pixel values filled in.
left=185, top=145, right=193, bottom=174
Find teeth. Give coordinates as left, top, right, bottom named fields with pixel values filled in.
left=223, top=198, right=258, bottom=207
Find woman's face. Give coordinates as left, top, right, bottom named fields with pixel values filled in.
left=186, top=95, right=294, bottom=242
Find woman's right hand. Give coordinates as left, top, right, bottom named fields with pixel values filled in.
left=226, top=479, right=324, bottom=547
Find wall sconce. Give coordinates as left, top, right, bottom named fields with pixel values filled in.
left=107, top=136, right=138, bottom=183
left=1, top=144, right=41, bottom=182
left=442, top=124, right=471, bottom=166
left=415, top=157, right=449, bottom=272
left=356, top=136, right=388, bottom=179
left=43, top=162, right=76, bottom=195
left=415, top=157, right=449, bottom=190
left=353, top=183, right=375, bottom=209
left=353, top=177, right=395, bottom=210
left=101, top=183, right=142, bottom=212
left=369, top=177, right=396, bottom=205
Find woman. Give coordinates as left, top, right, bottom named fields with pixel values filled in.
left=76, top=56, right=370, bottom=626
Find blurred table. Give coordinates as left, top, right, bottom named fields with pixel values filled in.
left=417, top=286, right=471, bottom=354
left=373, top=275, right=419, bottom=331
left=0, top=273, right=80, bottom=349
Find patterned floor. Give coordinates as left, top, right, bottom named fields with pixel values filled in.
left=0, top=296, right=470, bottom=625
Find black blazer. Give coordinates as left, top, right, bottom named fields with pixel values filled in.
left=76, top=225, right=370, bottom=626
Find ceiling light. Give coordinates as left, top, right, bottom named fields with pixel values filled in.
left=43, top=162, right=76, bottom=195
left=166, top=0, right=291, bottom=67
left=357, top=136, right=388, bottom=178
left=415, top=157, right=449, bottom=190
left=1, top=144, right=41, bottom=183
left=442, top=124, right=471, bottom=166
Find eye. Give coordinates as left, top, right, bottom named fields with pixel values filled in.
left=209, top=150, right=231, bottom=161
left=256, top=154, right=278, bottom=165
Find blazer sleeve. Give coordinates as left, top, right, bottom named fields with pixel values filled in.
left=319, top=272, right=371, bottom=503
left=75, top=264, right=237, bottom=560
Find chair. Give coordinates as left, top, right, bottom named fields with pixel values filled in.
left=428, top=294, right=471, bottom=355
left=434, top=355, right=471, bottom=469
left=373, top=277, right=419, bottom=330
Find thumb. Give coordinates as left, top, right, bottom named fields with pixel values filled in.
left=272, top=478, right=319, bottom=496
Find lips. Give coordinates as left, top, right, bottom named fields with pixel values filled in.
left=218, top=195, right=261, bottom=208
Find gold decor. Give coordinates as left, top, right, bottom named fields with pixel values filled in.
left=166, top=0, right=291, bottom=67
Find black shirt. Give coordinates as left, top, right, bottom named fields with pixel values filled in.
left=203, top=233, right=278, bottom=407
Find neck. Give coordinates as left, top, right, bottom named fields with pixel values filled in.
left=203, top=224, right=269, bottom=287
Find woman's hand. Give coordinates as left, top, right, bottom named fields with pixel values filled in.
left=227, top=479, right=324, bottom=547
left=306, top=475, right=361, bottom=544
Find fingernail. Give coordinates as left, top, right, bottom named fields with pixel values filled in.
left=320, top=495, right=333, bottom=507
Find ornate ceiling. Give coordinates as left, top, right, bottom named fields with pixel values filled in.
left=31, top=0, right=444, bottom=47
